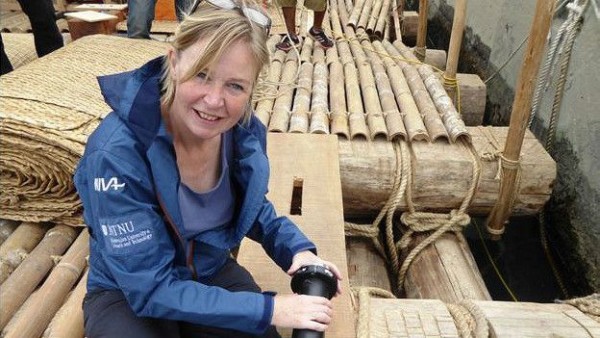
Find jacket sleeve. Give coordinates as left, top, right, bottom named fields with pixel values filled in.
left=75, top=149, right=273, bottom=334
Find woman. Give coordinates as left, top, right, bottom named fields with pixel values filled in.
left=74, top=1, right=342, bottom=337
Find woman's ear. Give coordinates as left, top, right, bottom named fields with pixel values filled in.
left=166, top=47, right=178, bottom=81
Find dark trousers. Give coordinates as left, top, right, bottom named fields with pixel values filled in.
left=0, top=0, right=63, bottom=75
left=83, top=259, right=281, bottom=338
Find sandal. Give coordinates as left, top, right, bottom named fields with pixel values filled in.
left=308, top=27, right=333, bottom=49
left=275, top=34, right=300, bottom=52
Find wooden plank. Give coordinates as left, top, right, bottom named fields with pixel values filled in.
left=346, top=237, right=392, bottom=292
left=473, top=301, right=600, bottom=338
left=237, top=133, right=355, bottom=338
left=368, top=298, right=459, bottom=338
left=338, top=126, right=555, bottom=217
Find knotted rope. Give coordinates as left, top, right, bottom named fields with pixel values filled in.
left=352, top=286, right=396, bottom=338
left=447, top=299, right=490, bottom=338
left=396, top=138, right=481, bottom=289
left=478, top=126, right=522, bottom=236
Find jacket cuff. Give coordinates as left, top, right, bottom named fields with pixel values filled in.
left=257, top=292, right=276, bottom=333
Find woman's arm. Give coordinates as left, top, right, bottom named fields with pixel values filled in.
left=75, top=149, right=274, bottom=335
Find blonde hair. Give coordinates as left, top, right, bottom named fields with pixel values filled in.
left=161, top=1, right=270, bottom=124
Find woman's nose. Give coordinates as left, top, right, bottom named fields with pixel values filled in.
left=202, top=83, right=225, bottom=107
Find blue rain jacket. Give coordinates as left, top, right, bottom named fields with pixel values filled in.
left=74, top=57, right=316, bottom=335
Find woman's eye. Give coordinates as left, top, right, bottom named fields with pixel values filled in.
left=229, top=83, right=244, bottom=91
left=197, top=72, right=207, bottom=80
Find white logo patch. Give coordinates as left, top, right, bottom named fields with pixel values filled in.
left=94, top=177, right=125, bottom=192
left=98, top=215, right=155, bottom=255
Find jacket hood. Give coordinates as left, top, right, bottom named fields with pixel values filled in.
left=97, top=56, right=165, bottom=148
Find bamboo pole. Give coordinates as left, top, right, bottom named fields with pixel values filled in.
left=391, top=0, right=402, bottom=42
left=0, top=222, right=50, bottom=284
left=373, top=0, right=391, bottom=40
left=268, top=53, right=298, bottom=132
left=355, top=30, right=388, bottom=139
left=366, top=0, right=383, bottom=35
left=4, top=230, right=89, bottom=338
left=348, top=0, right=367, bottom=27
left=415, top=0, right=428, bottom=61
left=0, top=225, right=77, bottom=330
left=383, top=40, right=449, bottom=142
left=289, top=62, right=313, bottom=133
left=255, top=50, right=286, bottom=125
left=372, top=41, right=429, bottom=142
left=442, top=0, right=466, bottom=103
left=486, top=0, right=556, bottom=238
left=43, top=269, right=88, bottom=338
left=392, top=40, right=471, bottom=143
left=356, top=0, right=374, bottom=29
left=344, top=62, right=369, bottom=139
left=309, top=62, right=330, bottom=134
left=329, top=61, right=350, bottom=138
left=0, top=220, right=19, bottom=246
left=299, top=37, right=314, bottom=64
left=360, top=36, right=406, bottom=140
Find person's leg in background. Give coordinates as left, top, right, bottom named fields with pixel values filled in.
left=16, top=0, right=63, bottom=57
left=305, top=0, right=333, bottom=48
left=275, top=0, right=300, bottom=51
left=127, top=0, right=157, bottom=39
left=1, top=35, right=14, bottom=75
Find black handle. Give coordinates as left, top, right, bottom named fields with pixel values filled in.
left=290, top=265, right=338, bottom=338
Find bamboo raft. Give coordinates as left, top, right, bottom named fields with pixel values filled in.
left=0, top=0, right=592, bottom=336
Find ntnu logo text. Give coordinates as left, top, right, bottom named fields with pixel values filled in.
left=94, top=177, right=125, bottom=192
left=101, top=221, right=134, bottom=237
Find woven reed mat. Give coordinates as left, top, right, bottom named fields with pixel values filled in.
left=237, top=133, right=356, bottom=337
left=1, top=33, right=36, bottom=69
left=0, top=35, right=167, bottom=225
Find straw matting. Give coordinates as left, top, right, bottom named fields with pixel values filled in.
left=0, top=35, right=167, bottom=225
left=1, top=33, right=36, bottom=69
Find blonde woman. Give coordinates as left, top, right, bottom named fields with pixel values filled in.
left=75, top=1, right=342, bottom=337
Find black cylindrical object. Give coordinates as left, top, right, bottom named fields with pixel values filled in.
left=290, top=265, right=338, bottom=338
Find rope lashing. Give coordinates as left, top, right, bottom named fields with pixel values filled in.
left=562, top=293, right=600, bottom=323
left=396, top=210, right=471, bottom=288
left=352, top=286, right=396, bottom=338
left=344, top=221, right=387, bottom=259
left=447, top=299, right=490, bottom=338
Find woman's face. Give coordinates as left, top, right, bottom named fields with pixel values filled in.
left=168, top=37, right=256, bottom=142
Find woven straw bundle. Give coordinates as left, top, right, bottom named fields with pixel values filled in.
left=0, top=35, right=167, bottom=225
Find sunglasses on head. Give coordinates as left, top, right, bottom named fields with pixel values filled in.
left=189, top=0, right=272, bottom=34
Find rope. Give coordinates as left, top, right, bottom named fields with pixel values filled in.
left=442, top=74, right=462, bottom=116
left=344, top=222, right=386, bottom=259
left=562, top=293, right=600, bottom=323
left=447, top=299, right=490, bottom=338
left=396, top=139, right=481, bottom=289
left=353, top=286, right=396, bottom=338
left=546, top=0, right=587, bottom=154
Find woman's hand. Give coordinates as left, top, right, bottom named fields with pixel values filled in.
left=271, top=294, right=333, bottom=331
left=287, top=250, right=343, bottom=296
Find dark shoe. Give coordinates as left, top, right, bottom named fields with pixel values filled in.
left=308, top=27, right=333, bottom=49
left=275, top=34, right=300, bottom=52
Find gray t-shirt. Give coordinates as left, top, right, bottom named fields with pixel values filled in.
left=178, top=131, right=235, bottom=237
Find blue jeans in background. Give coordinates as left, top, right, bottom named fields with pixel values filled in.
left=127, top=0, right=194, bottom=39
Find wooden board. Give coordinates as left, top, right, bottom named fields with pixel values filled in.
left=347, top=237, right=392, bottom=292
left=237, top=133, right=356, bottom=338
left=368, top=298, right=459, bottom=338
left=474, top=300, right=600, bottom=338
left=338, top=127, right=556, bottom=217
